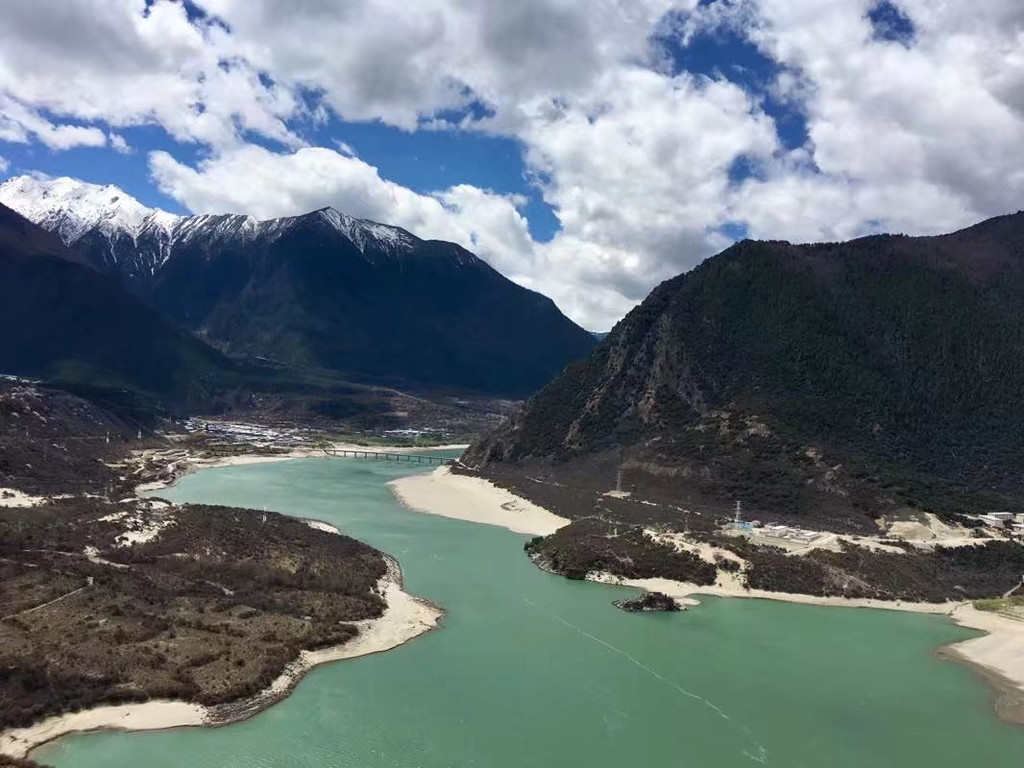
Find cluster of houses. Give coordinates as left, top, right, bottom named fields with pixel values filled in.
left=976, top=511, right=1024, bottom=537
left=183, top=418, right=311, bottom=448
left=382, top=428, right=448, bottom=440
left=730, top=519, right=824, bottom=545
left=758, top=524, right=824, bottom=544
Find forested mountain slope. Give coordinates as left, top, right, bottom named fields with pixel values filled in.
left=467, top=212, right=1024, bottom=532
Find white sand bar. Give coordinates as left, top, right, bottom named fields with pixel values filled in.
left=252, top=560, right=442, bottom=703
left=945, top=606, right=1024, bottom=693
left=305, top=571, right=441, bottom=664
left=0, top=702, right=206, bottom=758
left=135, top=443, right=470, bottom=493
left=389, top=466, right=569, bottom=536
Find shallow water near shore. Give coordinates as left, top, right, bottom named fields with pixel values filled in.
left=37, top=457, right=1024, bottom=767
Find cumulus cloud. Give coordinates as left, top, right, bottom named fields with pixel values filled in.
left=727, top=0, right=1024, bottom=240
left=0, top=95, right=108, bottom=150
left=199, top=0, right=688, bottom=130
left=4, top=0, right=1024, bottom=329
left=0, top=0, right=301, bottom=150
left=522, top=66, right=778, bottom=305
left=108, top=133, right=132, bottom=154
left=149, top=144, right=537, bottom=285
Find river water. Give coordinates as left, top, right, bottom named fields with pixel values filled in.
left=36, top=457, right=1024, bottom=767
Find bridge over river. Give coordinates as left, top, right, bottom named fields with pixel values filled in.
left=323, top=448, right=450, bottom=465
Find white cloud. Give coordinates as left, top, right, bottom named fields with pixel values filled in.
left=199, top=0, right=690, bottom=130
left=730, top=0, right=1024, bottom=240
left=0, top=94, right=108, bottom=150
left=0, top=0, right=301, bottom=150
left=521, top=65, right=778, bottom=313
left=4, top=0, right=1024, bottom=330
left=108, top=132, right=132, bottom=154
left=178, top=0, right=1024, bottom=329
left=0, top=155, right=8, bottom=174
left=149, top=144, right=536, bottom=288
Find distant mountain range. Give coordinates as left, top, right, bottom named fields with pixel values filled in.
left=0, top=202, right=230, bottom=409
left=0, top=175, right=595, bottom=396
left=467, top=211, right=1024, bottom=532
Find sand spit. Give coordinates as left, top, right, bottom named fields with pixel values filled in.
left=389, top=465, right=570, bottom=536
left=0, top=702, right=207, bottom=759
left=0, top=560, right=442, bottom=759
left=941, top=606, right=1024, bottom=725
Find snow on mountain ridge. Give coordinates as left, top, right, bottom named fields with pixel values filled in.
left=315, top=206, right=416, bottom=254
left=0, top=175, right=180, bottom=245
left=0, top=175, right=419, bottom=257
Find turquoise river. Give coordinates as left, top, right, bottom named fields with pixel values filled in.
left=35, top=457, right=1024, bottom=767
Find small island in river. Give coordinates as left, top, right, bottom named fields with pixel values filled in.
left=613, top=591, right=682, bottom=612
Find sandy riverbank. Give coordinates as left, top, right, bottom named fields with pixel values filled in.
left=388, top=465, right=569, bottom=536
left=941, top=606, right=1024, bottom=725
left=386, top=465, right=1024, bottom=725
left=203, top=556, right=442, bottom=727
left=0, top=702, right=207, bottom=760
left=135, top=442, right=470, bottom=493
left=0, top=560, right=442, bottom=759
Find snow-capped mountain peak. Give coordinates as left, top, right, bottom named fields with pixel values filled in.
left=0, top=175, right=420, bottom=257
left=315, top=206, right=417, bottom=254
left=0, top=174, right=180, bottom=245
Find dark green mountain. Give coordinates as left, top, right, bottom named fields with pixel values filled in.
left=467, top=212, right=1024, bottom=532
left=0, top=176, right=596, bottom=397
left=0, top=203, right=230, bottom=410
left=144, top=208, right=596, bottom=396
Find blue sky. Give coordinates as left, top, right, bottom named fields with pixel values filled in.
left=1, top=115, right=567, bottom=238
left=1, top=1, right=1022, bottom=329
left=0, top=6, right=792, bottom=224
left=0, top=3, right=792, bottom=246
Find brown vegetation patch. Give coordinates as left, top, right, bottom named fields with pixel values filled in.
left=0, top=497, right=386, bottom=731
left=526, top=518, right=717, bottom=585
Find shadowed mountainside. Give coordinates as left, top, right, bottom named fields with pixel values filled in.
left=141, top=213, right=596, bottom=396
left=0, top=176, right=596, bottom=397
left=0, top=204, right=231, bottom=411
left=467, top=212, right=1024, bottom=533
